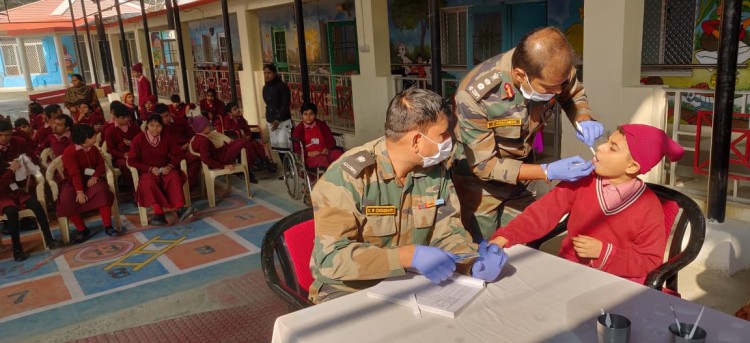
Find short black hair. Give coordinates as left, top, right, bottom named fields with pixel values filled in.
left=511, top=27, right=575, bottom=79
left=146, top=113, right=164, bottom=127
left=44, top=104, right=61, bottom=117
left=71, top=74, right=84, bottom=82
left=170, top=94, right=181, bottom=103
left=109, top=100, right=124, bottom=111
left=14, top=117, right=29, bottom=128
left=0, top=119, right=13, bottom=132
left=29, top=102, right=44, bottom=115
left=55, top=114, right=74, bottom=129
left=76, top=99, right=90, bottom=108
left=264, top=63, right=278, bottom=74
left=301, top=102, right=317, bottom=115
left=225, top=102, right=238, bottom=112
left=71, top=124, right=95, bottom=144
left=113, top=104, right=132, bottom=118
left=384, top=88, right=450, bottom=141
left=154, top=103, right=169, bottom=115
left=206, top=88, right=217, bottom=96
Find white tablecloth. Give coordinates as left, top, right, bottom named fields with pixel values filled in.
left=272, top=245, right=750, bottom=343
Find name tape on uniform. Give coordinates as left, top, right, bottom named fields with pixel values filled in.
left=365, top=206, right=397, bottom=216
left=487, top=118, right=522, bottom=129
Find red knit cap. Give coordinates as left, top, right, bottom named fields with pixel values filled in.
left=132, top=63, right=143, bottom=73
left=621, top=124, right=684, bottom=174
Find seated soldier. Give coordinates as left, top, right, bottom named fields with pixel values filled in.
left=13, top=118, right=34, bottom=145
left=188, top=116, right=258, bottom=184
left=104, top=105, right=138, bottom=192
left=490, top=124, right=684, bottom=283
left=0, top=120, right=61, bottom=261
left=215, top=102, right=276, bottom=172
left=36, top=114, right=73, bottom=157
left=58, top=124, right=118, bottom=243
left=156, top=104, right=201, bottom=189
left=168, top=94, right=195, bottom=120
left=199, top=88, right=226, bottom=121
left=292, top=102, right=343, bottom=170
left=128, top=114, right=194, bottom=226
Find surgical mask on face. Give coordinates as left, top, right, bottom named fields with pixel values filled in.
left=520, top=75, right=555, bottom=102
left=418, top=134, right=453, bottom=168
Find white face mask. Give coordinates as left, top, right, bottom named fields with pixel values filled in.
left=520, top=75, right=555, bottom=102
left=418, top=134, right=453, bottom=168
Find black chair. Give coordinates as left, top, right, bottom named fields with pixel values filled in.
left=528, top=183, right=705, bottom=294
left=261, top=208, right=315, bottom=310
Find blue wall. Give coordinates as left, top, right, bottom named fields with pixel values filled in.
left=0, top=35, right=66, bottom=88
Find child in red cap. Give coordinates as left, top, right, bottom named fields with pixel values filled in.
left=490, top=124, right=684, bottom=283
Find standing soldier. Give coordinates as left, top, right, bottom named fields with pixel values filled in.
left=452, top=27, right=604, bottom=241
left=309, top=88, right=508, bottom=304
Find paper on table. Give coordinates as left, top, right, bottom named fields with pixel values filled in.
left=367, top=273, right=485, bottom=319
left=14, top=154, right=40, bottom=182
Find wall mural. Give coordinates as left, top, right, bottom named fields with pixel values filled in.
left=188, top=14, right=242, bottom=66
left=257, top=0, right=355, bottom=73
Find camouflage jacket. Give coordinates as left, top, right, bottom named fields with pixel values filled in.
left=309, top=137, right=477, bottom=303
left=453, top=48, right=592, bottom=184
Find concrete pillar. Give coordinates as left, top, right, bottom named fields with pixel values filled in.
left=237, top=9, right=263, bottom=125
left=82, top=33, right=97, bottom=85
left=53, top=34, right=70, bottom=87
left=109, top=32, right=124, bottom=93
left=178, top=21, right=195, bottom=104
left=16, top=37, right=33, bottom=91
left=346, top=0, right=395, bottom=146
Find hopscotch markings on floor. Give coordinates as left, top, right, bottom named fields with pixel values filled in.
left=202, top=217, right=261, bottom=253
left=55, top=255, right=84, bottom=299
left=104, top=236, right=186, bottom=272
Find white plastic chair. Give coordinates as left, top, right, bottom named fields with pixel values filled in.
left=39, top=147, right=55, bottom=170
left=0, top=171, right=50, bottom=249
left=188, top=131, right=252, bottom=208
left=126, top=158, right=192, bottom=226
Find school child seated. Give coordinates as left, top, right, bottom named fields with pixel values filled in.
left=13, top=118, right=33, bottom=145
left=214, top=102, right=276, bottom=172
left=122, top=91, right=138, bottom=122
left=199, top=88, right=226, bottom=120
left=0, top=120, right=61, bottom=261
left=140, top=95, right=158, bottom=121
left=291, top=102, right=343, bottom=170
left=73, top=100, right=104, bottom=126
left=33, top=105, right=61, bottom=146
left=104, top=105, right=139, bottom=191
left=58, top=124, right=118, bottom=243
left=127, top=114, right=194, bottom=226
left=36, top=114, right=73, bottom=157
left=489, top=124, right=685, bottom=283
left=28, top=102, right=45, bottom=132
left=168, top=94, right=195, bottom=120
left=156, top=104, right=201, bottom=188
left=188, top=116, right=258, bottom=184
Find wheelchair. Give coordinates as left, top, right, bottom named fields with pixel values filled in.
left=281, top=137, right=324, bottom=205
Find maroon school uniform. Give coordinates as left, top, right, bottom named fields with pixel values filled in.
left=169, top=103, right=193, bottom=120
left=0, top=137, right=39, bottom=208
left=56, top=145, right=114, bottom=217
left=105, top=123, right=140, bottom=187
left=190, top=133, right=257, bottom=169
left=163, top=120, right=200, bottom=187
left=75, top=113, right=104, bottom=126
left=33, top=124, right=52, bottom=146
left=30, top=113, right=47, bottom=131
left=136, top=76, right=153, bottom=117
left=36, top=132, right=71, bottom=156
left=199, top=99, right=226, bottom=119
left=12, top=129, right=33, bottom=146
left=128, top=132, right=186, bottom=209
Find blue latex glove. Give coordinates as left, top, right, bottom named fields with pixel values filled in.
left=412, top=245, right=457, bottom=284
left=471, top=241, right=508, bottom=282
left=575, top=120, right=604, bottom=147
left=543, top=156, right=595, bottom=182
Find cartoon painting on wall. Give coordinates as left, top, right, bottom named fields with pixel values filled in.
left=694, top=0, right=750, bottom=64
left=548, top=0, right=584, bottom=58
left=388, top=0, right=435, bottom=75
left=151, top=32, right=164, bottom=68
left=188, top=15, right=242, bottom=65
left=61, top=35, right=80, bottom=77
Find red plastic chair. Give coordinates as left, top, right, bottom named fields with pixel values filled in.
left=261, top=208, right=315, bottom=309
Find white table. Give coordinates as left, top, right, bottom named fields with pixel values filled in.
left=272, top=245, right=750, bottom=343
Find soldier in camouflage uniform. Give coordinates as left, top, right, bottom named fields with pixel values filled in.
left=309, top=88, right=507, bottom=304
left=453, top=27, right=604, bottom=241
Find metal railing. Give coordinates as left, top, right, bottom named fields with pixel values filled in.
left=662, top=88, right=750, bottom=204
left=278, top=72, right=354, bottom=132
left=154, top=68, right=179, bottom=98
left=192, top=67, right=242, bottom=106
left=393, top=75, right=460, bottom=98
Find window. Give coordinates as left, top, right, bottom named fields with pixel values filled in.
left=202, top=35, right=214, bottom=63
left=472, top=11, right=502, bottom=64
left=218, top=33, right=228, bottom=63
left=1, top=39, right=20, bottom=76
left=642, top=0, right=697, bottom=65
left=272, top=28, right=288, bottom=70
left=25, top=40, right=47, bottom=74
left=441, top=7, right=468, bottom=67
left=328, top=21, right=359, bottom=74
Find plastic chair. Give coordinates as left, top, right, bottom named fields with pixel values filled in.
left=187, top=131, right=252, bottom=208
left=527, top=183, right=706, bottom=294
left=45, top=148, right=121, bottom=243
left=39, top=147, right=55, bottom=169
left=261, top=208, right=315, bottom=309
left=0, top=171, right=50, bottom=249
left=126, top=158, right=192, bottom=227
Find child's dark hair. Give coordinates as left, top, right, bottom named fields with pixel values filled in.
left=55, top=114, right=74, bottom=129
left=146, top=113, right=164, bottom=127
left=170, top=94, right=181, bottom=103
left=71, top=124, right=95, bottom=144
left=113, top=104, right=132, bottom=118
left=109, top=100, right=124, bottom=111
left=0, top=119, right=13, bottom=132
left=206, top=88, right=217, bottom=96
left=29, top=102, right=44, bottom=115
left=264, top=63, right=277, bottom=74
left=44, top=104, right=61, bottom=117
left=300, top=102, right=317, bottom=115
left=154, top=103, right=169, bottom=114
left=14, top=117, right=29, bottom=128
left=226, top=102, right=239, bottom=112
left=76, top=99, right=90, bottom=108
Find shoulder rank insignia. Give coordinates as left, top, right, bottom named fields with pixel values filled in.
left=502, top=83, right=515, bottom=100
left=467, top=71, right=503, bottom=102
left=341, top=151, right=375, bottom=177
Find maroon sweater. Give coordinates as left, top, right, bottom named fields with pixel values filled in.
left=61, top=145, right=105, bottom=192
left=104, top=125, right=140, bottom=159
left=163, top=120, right=195, bottom=147
left=190, top=134, right=225, bottom=169
left=37, top=133, right=72, bottom=156
left=490, top=175, right=667, bottom=282
left=128, top=132, right=182, bottom=174
left=2, top=136, right=39, bottom=166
